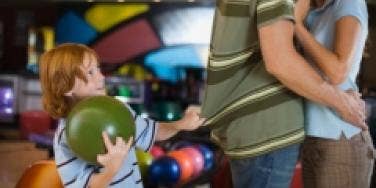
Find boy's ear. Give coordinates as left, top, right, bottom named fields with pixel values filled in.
left=64, top=90, right=73, bottom=97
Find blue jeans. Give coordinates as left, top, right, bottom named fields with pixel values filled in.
left=229, top=144, right=300, bottom=188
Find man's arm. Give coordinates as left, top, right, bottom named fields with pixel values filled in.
left=258, top=19, right=366, bottom=129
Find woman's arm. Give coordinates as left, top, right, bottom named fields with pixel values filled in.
left=295, top=16, right=362, bottom=85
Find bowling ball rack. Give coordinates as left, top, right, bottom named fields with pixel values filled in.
left=144, top=126, right=225, bottom=188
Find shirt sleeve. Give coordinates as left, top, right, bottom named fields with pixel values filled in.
left=53, top=120, right=99, bottom=188
left=334, top=0, right=368, bottom=28
left=133, top=115, right=158, bottom=152
left=122, top=103, right=158, bottom=152
left=256, top=0, right=295, bottom=28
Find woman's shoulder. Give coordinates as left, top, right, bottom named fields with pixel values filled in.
left=333, top=0, right=368, bottom=22
left=334, top=0, right=367, bottom=10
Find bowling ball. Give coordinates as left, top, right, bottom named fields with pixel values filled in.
left=150, top=145, right=165, bottom=159
left=117, top=85, right=132, bottom=97
left=168, top=150, right=195, bottom=183
left=16, top=160, right=63, bottom=188
left=66, top=96, right=135, bottom=164
left=135, top=149, right=153, bottom=178
left=148, top=156, right=181, bottom=186
left=195, top=144, right=214, bottom=172
left=151, top=101, right=182, bottom=121
left=180, top=147, right=204, bottom=177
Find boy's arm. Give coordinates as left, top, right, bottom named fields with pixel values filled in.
left=258, top=19, right=366, bottom=129
left=155, top=121, right=183, bottom=141
left=155, top=106, right=205, bottom=141
left=155, top=121, right=198, bottom=141
left=87, top=170, right=117, bottom=188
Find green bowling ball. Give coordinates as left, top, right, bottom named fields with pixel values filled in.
left=135, top=149, right=153, bottom=178
left=66, top=96, right=135, bottom=164
left=152, top=101, right=183, bottom=121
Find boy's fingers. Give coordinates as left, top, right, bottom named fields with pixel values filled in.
left=116, top=137, right=123, bottom=145
left=186, top=105, right=201, bottom=114
left=102, top=132, right=113, bottom=150
left=125, top=137, right=133, bottom=149
left=97, top=154, right=107, bottom=164
left=198, top=118, right=206, bottom=126
left=117, top=137, right=127, bottom=148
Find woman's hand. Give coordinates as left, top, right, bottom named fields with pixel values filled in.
left=294, top=0, right=311, bottom=24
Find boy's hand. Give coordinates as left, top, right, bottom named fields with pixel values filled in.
left=178, top=106, right=206, bottom=131
left=97, top=132, right=133, bottom=175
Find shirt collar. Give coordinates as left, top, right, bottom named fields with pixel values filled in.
left=311, top=0, right=335, bottom=12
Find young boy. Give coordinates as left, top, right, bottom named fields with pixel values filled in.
left=39, top=43, right=205, bottom=188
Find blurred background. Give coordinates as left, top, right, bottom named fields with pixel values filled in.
left=0, top=0, right=376, bottom=188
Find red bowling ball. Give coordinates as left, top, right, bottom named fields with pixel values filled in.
left=180, top=147, right=204, bottom=177
left=168, top=150, right=195, bottom=183
left=150, top=145, right=165, bottom=159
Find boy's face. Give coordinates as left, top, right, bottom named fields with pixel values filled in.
left=67, top=53, right=106, bottom=99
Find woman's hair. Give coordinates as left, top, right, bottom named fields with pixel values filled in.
left=39, top=43, right=98, bottom=118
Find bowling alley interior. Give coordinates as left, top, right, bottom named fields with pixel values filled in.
left=1, top=0, right=376, bottom=188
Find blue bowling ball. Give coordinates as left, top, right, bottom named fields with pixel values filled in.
left=195, top=144, right=214, bottom=172
left=148, top=156, right=181, bottom=186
